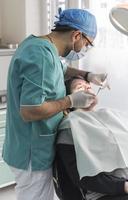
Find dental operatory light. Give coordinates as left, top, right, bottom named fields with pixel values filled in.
left=109, top=4, right=128, bottom=36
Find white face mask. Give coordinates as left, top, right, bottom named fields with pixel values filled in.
left=65, top=46, right=88, bottom=61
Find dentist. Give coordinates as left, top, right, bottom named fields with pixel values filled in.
left=3, top=8, right=106, bottom=200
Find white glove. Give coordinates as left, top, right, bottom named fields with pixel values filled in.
left=87, top=73, right=108, bottom=86
left=68, top=91, right=96, bottom=108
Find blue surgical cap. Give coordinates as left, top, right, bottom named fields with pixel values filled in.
left=54, top=9, right=97, bottom=39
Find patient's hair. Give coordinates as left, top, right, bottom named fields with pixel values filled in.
left=65, top=76, right=85, bottom=95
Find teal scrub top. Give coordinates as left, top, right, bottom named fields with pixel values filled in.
left=2, top=35, right=67, bottom=170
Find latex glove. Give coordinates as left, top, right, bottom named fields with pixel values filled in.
left=87, top=73, right=108, bottom=86
left=82, top=97, right=98, bottom=111
left=68, top=91, right=96, bottom=108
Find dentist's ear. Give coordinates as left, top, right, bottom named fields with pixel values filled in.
left=72, top=30, right=82, bottom=40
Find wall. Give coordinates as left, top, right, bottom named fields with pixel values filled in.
left=25, top=0, right=45, bottom=36
left=66, top=0, right=81, bottom=8
left=1, top=0, right=45, bottom=44
left=0, top=0, right=2, bottom=40
left=1, top=0, right=26, bottom=44
left=78, top=0, right=128, bottom=113
left=79, top=47, right=128, bottom=112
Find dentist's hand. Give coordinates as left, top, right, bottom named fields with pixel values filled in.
left=87, top=73, right=109, bottom=87
left=68, top=91, right=97, bottom=108
left=83, top=97, right=98, bottom=111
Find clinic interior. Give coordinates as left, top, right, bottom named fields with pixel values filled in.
left=0, top=0, right=128, bottom=200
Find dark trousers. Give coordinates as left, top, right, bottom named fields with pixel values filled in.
left=99, top=195, right=128, bottom=200
left=55, top=145, right=84, bottom=200
left=55, top=144, right=128, bottom=200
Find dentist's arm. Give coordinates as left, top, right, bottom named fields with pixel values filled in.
left=20, top=91, right=97, bottom=121
left=20, top=96, right=70, bottom=121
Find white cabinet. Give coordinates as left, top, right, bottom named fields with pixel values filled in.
left=0, top=109, right=15, bottom=188
left=0, top=50, right=15, bottom=109
left=0, top=51, right=15, bottom=188
left=0, top=53, right=13, bottom=91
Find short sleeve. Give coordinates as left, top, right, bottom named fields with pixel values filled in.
left=20, top=45, right=54, bottom=106
left=20, top=75, right=45, bottom=106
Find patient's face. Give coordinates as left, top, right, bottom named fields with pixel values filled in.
left=70, top=78, right=94, bottom=94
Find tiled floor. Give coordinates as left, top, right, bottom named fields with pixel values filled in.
left=0, top=184, right=59, bottom=200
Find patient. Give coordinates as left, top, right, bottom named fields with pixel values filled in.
left=54, top=76, right=128, bottom=200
